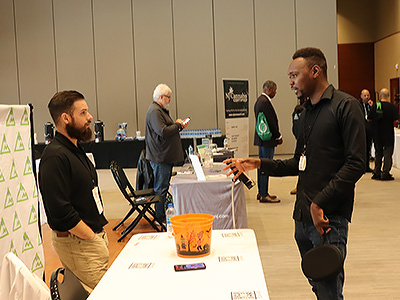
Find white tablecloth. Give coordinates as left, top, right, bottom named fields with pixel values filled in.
left=88, top=229, right=269, bottom=300
left=170, top=168, right=248, bottom=229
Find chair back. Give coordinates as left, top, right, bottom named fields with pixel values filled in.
left=50, top=268, right=89, bottom=300
left=110, top=161, right=136, bottom=201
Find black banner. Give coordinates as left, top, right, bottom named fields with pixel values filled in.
left=223, top=79, right=249, bottom=119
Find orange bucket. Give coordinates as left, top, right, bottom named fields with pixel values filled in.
left=170, top=213, right=214, bottom=258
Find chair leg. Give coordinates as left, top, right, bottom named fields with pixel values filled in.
left=113, top=207, right=136, bottom=231
left=118, top=207, right=148, bottom=242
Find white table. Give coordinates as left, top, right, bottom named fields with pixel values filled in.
left=393, top=128, right=400, bottom=169
left=170, top=167, right=248, bottom=229
left=88, top=229, right=269, bottom=300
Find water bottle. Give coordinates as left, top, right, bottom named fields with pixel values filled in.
left=166, top=203, right=176, bottom=238
left=188, top=145, right=194, bottom=155
left=223, top=138, right=228, bottom=149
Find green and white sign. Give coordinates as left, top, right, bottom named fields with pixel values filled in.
left=0, top=105, right=44, bottom=278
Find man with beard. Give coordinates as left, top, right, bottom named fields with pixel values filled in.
left=39, top=90, right=108, bottom=290
left=224, top=47, right=365, bottom=299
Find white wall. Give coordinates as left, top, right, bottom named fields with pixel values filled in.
left=0, top=0, right=338, bottom=155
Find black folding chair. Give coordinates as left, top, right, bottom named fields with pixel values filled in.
left=110, top=161, right=166, bottom=242
left=50, top=268, right=89, bottom=300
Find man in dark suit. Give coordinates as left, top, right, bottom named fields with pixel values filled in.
left=360, top=89, right=374, bottom=172
left=254, top=80, right=282, bottom=203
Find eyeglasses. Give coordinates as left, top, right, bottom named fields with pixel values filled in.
left=163, top=95, right=171, bottom=99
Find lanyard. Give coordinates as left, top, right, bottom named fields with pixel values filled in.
left=302, top=104, right=323, bottom=154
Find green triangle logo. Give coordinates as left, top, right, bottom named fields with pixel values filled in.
left=28, top=205, right=38, bottom=225
left=14, top=132, right=25, bottom=152
left=6, top=108, right=15, bottom=126
left=24, top=156, right=32, bottom=175
left=10, top=160, right=18, bottom=180
left=22, top=232, right=33, bottom=253
left=38, top=232, right=42, bottom=246
left=1, top=134, right=11, bottom=154
left=0, top=217, right=9, bottom=239
left=20, top=108, right=30, bottom=126
left=10, top=240, right=18, bottom=257
left=17, top=183, right=29, bottom=202
left=28, top=135, right=31, bottom=150
left=31, top=253, right=44, bottom=272
left=0, top=168, right=4, bottom=182
left=33, top=184, right=38, bottom=198
left=13, top=211, right=22, bottom=231
left=4, top=187, right=14, bottom=208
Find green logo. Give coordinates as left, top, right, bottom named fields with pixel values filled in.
left=20, top=107, right=30, bottom=126
left=0, top=168, right=4, bottom=182
left=22, top=232, right=34, bottom=253
left=24, top=156, right=32, bottom=175
left=13, top=210, right=22, bottom=231
left=17, top=183, right=29, bottom=202
left=4, top=187, right=14, bottom=208
left=31, top=253, right=44, bottom=272
left=10, top=160, right=18, bottom=180
left=0, top=217, right=9, bottom=239
left=28, top=205, right=38, bottom=225
left=14, top=132, right=25, bottom=152
left=6, top=108, right=15, bottom=126
left=10, top=240, right=18, bottom=257
left=1, top=134, right=11, bottom=154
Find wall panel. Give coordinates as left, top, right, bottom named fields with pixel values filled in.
left=133, top=0, right=176, bottom=133
left=0, top=0, right=19, bottom=104
left=93, top=0, right=136, bottom=140
left=14, top=0, right=57, bottom=140
left=254, top=0, right=296, bottom=154
left=53, top=0, right=97, bottom=117
left=173, top=0, right=216, bottom=130
left=213, top=0, right=257, bottom=153
left=296, top=0, right=338, bottom=87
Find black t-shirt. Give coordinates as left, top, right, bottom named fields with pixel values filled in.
left=368, top=101, right=399, bottom=146
left=39, top=132, right=108, bottom=232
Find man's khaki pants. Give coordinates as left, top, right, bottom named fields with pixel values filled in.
left=51, top=230, right=109, bottom=290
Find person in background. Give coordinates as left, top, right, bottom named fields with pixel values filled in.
left=39, top=90, right=109, bottom=290
left=368, top=88, right=399, bottom=181
left=290, top=96, right=306, bottom=195
left=145, top=83, right=188, bottom=221
left=254, top=80, right=283, bottom=203
left=360, top=89, right=374, bottom=172
left=224, top=47, right=365, bottom=299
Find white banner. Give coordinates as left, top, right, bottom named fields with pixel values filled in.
left=0, top=105, right=44, bottom=278
left=223, top=79, right=249, bottom=158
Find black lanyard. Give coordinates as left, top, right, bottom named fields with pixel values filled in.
left=302, top=104, right=323, bottom=155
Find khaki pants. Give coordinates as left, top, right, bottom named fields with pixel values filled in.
left=51, top=230, right=109, bottom=289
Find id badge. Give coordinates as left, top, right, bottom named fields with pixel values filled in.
left=299, top=154, right=306, bottom=171
left=92, top=186, right=103, bottom=214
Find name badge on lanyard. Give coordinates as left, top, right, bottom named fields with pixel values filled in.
left=299, top=154, right=306, bottom=171
left=92, top=186, right=103, bottom=214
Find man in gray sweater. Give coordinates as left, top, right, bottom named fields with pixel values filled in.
left=145, top=83, right=188, bottom=221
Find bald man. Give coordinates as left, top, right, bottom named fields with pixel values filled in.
left=360, top=89, right=374, bottom=172
left=368, top=88, right=399, bottom=180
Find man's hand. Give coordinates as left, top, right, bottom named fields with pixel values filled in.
left=222, top=158, right=261, bottom=181
left=310, top=202, right=331, bottom=237
left=276, top=137, right=283, bottom=145
left=176, top=119, right=188, bottom=130
left=69, top=220, right=96, bottom=240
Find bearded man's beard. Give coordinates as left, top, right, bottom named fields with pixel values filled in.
left=66, top=120, right=92, bottom=142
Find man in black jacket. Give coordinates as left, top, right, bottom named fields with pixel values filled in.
left=225, top=47, right=365, bottom=299
left=254, top=80, right=282, bottom=203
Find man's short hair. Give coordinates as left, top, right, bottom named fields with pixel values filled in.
left=380, top=88, right=389, bottom=99
left=153, top=84, right=172, bottom=101
left=292, top=47, right=327, bottom=77
left=48, top=90, right=85, bottom=125
left=262, top=80, right=276, bottom=91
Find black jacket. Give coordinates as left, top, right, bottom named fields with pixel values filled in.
left=254, top=93, right=281, bottom=147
